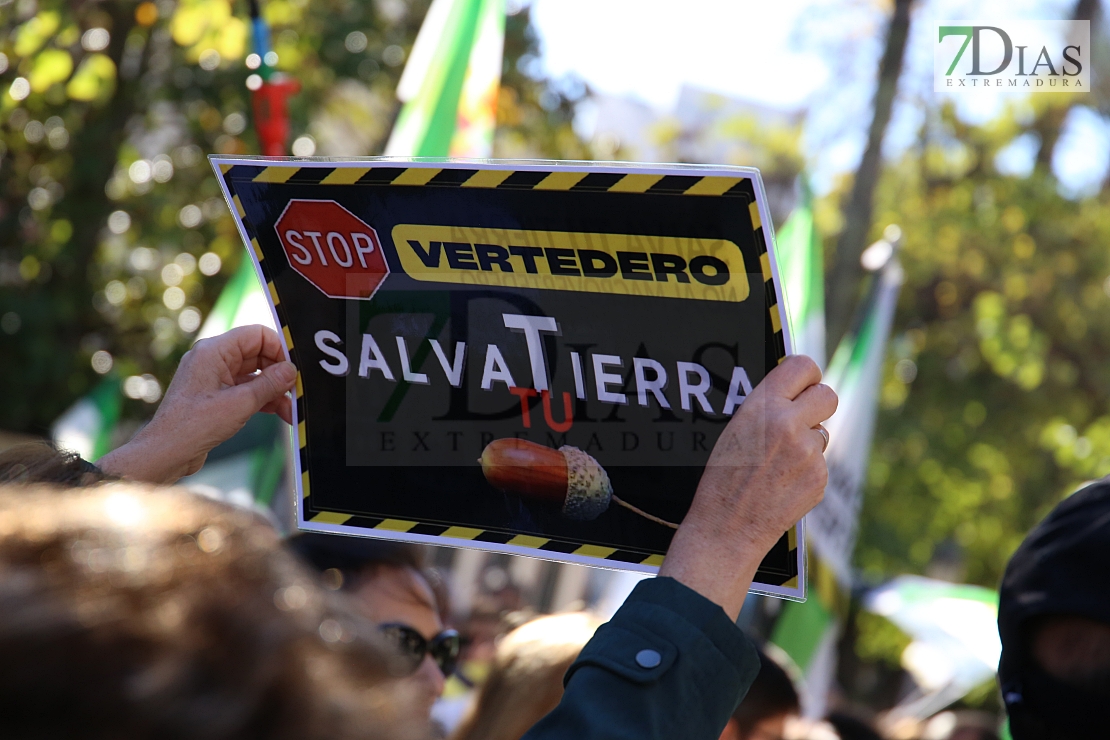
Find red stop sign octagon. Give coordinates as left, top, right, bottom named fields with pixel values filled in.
left=274, top=199, right=390, bottom=300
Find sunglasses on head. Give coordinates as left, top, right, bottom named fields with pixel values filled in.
left=379, top=623, right=460, bottom=677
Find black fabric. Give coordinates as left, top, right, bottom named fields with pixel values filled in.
left=523, top=577, right=761, bottom=740
left=1004, top=664, right=1108, bottom=739
left=567, top=624, right=678, bottom=686
left=998, top=479, right=1110, bottom=738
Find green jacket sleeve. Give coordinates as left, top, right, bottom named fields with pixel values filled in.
left=521, top=577, right=761, bottom=740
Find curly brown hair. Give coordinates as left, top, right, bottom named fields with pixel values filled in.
left=0, top=482, right=432, bottom=740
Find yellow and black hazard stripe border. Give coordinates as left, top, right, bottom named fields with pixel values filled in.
left=219, top=162, right=794, bottom=584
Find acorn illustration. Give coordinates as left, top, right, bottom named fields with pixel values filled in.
left=478, top=438, right=678, bottom=528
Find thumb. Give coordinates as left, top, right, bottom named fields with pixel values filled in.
left=229, top=361, right=297, bottom=417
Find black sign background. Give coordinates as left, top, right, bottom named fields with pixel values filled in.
left=217, top=160, right=800, bottom=593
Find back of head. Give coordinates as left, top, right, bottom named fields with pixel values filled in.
left=289, top=532, right=427, bottom=581
left=0, top=482, right=429, bottom=740
left=0, top=441, right=109, bottom=487
left=731, top=646, right=799, bottom=735
left=825, top=711, right=882, bottom=740
left=998, top=479, right=1110, bottom=738
left=451, top=612, right=602, bottom=740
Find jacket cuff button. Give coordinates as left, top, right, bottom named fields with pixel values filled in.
left=635, top=649, right=662, bottom=669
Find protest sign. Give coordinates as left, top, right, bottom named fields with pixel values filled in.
left=213, top=158, right=803, bottom=599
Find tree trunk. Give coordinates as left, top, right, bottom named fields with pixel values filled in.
left=826, top=0, right=914, bottom=356
left=1037, top=0, right=1101, bottom=170
left=11, top=4, right=142, bottom=433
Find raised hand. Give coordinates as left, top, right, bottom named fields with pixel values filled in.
left=659, top=355, right=837, bottom=620
left=99, top=325, right=297, bottom=484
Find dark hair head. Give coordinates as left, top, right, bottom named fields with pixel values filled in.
left=0, top=442, right=110, bottom=487
left=287, top=533, right=426, bottom=588
left=825, top=711, right=883, bottom=740
left=732, top=647, right=800, bottom=733
left=0, top=482, right=431, bottom=740
left=998, top=479, right=1110, bottom=738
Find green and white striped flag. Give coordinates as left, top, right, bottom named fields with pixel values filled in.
left=770, top=559, right=840, bottom=717
left=775, top=180, right=825, bottom=368
left=772, top=240, right=903, bottom=717
left=811, top=248, right=903, bottom=582
left=448, top=0, right=504, bottom=157
left=866, top=576, right=1000, bottom=722
left=769, top=186, right=834, bottom=716
left=385, top=0, right=504, bottom=157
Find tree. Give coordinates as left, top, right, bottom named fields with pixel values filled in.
left=853, top=0, right=1109, bottom=593
left=0, top=0, right=583, bottom=437
left=831, top=0, right=1109, bottom=710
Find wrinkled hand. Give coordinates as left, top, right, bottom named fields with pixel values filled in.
left=659, top=355, right=837, bottom=620
left=100, top=325, right=297, bottom=484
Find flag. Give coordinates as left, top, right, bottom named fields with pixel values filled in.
left=772, top=241, right=903, bottom=717
left=449, top=0, right=504, bottom=157
left=52, top=377, right=121, bottom=462
left=774, top=180, right=825, bottom=368
left=866, top=576, right=1000, bottom=722
left=768, top=183, right=833, bottom=706
left=811, top=248, right=903, bottom=583
left=385, top=0, right=504, bottom=157
left=770, top=555, right=841, bottom=713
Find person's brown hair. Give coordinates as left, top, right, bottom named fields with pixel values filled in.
left=451, top=612, right=602, bottom=740
left=0, top=482, right=431, bottom=740
left=288, top=533, right=448, bottom=619
left=288, top=533, right=427, bottom=584
left=0, top=441, right=111, bottom=487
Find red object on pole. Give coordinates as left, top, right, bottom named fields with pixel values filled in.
left=251, top=76, right=300, bottom=156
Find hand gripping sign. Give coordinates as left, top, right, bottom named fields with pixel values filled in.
left=213, top=158, right=804, bottom=600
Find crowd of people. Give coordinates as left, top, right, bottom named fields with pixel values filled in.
left=0, top=324, right=1105, bottom=739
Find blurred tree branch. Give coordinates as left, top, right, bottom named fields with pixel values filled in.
left=1033, top=0, right=1101, bottom=170
left=0, top=0, right=586, bottom=436
left=826, top=0, right=915, bottom=355
left=49, top=3, right=141, bottom=413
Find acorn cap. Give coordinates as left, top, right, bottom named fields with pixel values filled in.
left=559, top=446, right=612, bottom=521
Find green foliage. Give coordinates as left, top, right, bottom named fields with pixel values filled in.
left=0, top=0, right=581, bottom=435
left=853, top=99, right=1110, bottom=589
left=958, top=676, right=1003, bottom=713
left=854, top=609, right=911, bottom=668
left=494, top=6, right=587, bottom=160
